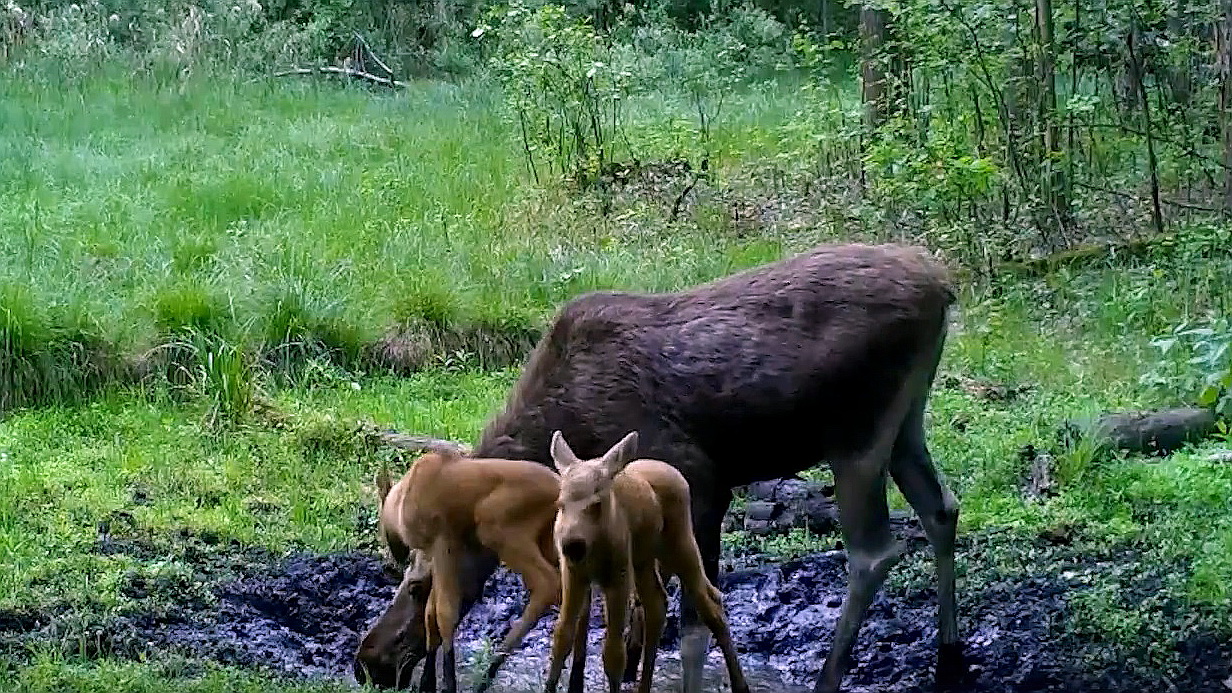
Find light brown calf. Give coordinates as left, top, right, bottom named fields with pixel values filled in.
left=544, top=430, right=751, bottom=693
left=354, top=449, right=585, bottom=693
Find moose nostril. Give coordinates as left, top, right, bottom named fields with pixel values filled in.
left=562, top=539, right=587, bottom=562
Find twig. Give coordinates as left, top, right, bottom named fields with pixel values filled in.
left=1074, top=181, right=1220, bottom=212
left=273, top=66, right=408, bottom=89
left=1083, top=122, right=1229, bottom=172
left=670, top=171, right=700, bottom=222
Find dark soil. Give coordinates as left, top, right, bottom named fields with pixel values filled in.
left=4, top=540, right=1229, bottom=693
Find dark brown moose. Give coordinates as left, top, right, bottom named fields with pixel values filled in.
left=355, top=242, right=965, bottom=693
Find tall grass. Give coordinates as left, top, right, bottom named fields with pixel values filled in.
left=0, top=61, right=832, bottom=409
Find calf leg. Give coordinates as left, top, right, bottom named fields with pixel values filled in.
left=665, top=551, right=748, bottom=693
left=622, top=597, right=644, bottom=683
left=420, top=600, right=440, bottom=692
left=546, top=569, right=590, bottom=693
left=428, top=544, right=464, bottom=693
left=632, top=566, right=668, bottom=693
left=475, top=543, right=562, bottom=693
left=889, top=399, right=963, bottom=685
left=600, top=578, right=632, bottom=693
left=679, top=487, right=730, bottom=693
left=418, top=649, right=437, bottom=693
left=567, top=584, right=592, bottom=693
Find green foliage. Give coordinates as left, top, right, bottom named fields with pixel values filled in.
left=482, top=1, right=636, bottom=186
left=1142, top=314, right=1232, bottom=419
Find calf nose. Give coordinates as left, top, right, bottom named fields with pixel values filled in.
left=562, top=538, right=587, bottom=563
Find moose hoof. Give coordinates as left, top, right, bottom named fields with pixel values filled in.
left=935, top=641, right=968, bottom=688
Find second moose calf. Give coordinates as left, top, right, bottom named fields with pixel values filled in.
left=544, top=430, right=751, bottom=693
left=355, top=449, right=587, bottom=693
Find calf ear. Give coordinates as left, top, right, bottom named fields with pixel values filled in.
left=375, top=468, right=393, bottom=505
left=549, top=430, right=579, bottom=472
left=601, top=430, right=639, bottom=478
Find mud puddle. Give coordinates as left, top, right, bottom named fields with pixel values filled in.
left=4, top=547, right=1230, bottom=692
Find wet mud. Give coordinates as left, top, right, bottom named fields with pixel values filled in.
left=5, top=543, right=1226, bottom=692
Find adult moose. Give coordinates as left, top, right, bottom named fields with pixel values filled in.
left=355, top=242, right=965, bottom=693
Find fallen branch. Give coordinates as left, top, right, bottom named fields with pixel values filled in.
left=351, top=32, right=395, bottom=80
left=273, top=66, right=408, bottom=89
left=989, top=237, right=1157, bottom=279
left=355, top=421, right=471, bottom=455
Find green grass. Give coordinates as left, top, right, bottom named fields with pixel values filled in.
left=0, top=65, right=828, bottom=411
left=3, top=56, right=1232, bottom=691
left=3, top=270, right=1232, bottom=687
left=0, top=369, right=519, bottom=614
left=5, top=655, right=358, bottom=693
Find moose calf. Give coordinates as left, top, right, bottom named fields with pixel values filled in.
left=544, top=430, right=751, bottom=693
left=355, top=449, right=586, bottom=693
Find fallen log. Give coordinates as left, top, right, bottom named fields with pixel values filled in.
left=1060, top=407, right=1219, bottom=457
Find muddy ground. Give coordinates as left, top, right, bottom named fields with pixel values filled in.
left=4, top=532, right=1229, bottom=693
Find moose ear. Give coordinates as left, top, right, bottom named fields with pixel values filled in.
left=374, top=468, right=393, bottom=505
left=600, top=430, right=639, bottom=478
left=549, top=430, right=578, bottom=472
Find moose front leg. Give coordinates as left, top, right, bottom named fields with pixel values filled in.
left=679, top=487, right=731, bottom=693
left=814, top=465, right=899, bottom=693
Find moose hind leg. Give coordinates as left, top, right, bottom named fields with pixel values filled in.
left=889, top=399, right=964, bottom=685
left=815, top=465, right=900, bottom=693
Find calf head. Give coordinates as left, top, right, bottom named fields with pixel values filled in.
left=549, top=430, right=639, bottom=565
left=354, top=548, right=433, bottom=688
left=354, top=466, right=432, bottom=688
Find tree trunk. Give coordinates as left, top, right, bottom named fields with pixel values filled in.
left=1127, top=25, right=1166, bottom=236
left=1035, top=0, right=1069, bottom=241
left=1220, top=0, right=1232, bottom=211
left=860, top=6, right=890, bottom=132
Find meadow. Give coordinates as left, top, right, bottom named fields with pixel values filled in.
left=3, top=18, right=1232, bottom=691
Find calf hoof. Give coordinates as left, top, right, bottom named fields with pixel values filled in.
left=621, top=646, right=641, bottom=683
left=935, top=641, right=968, bottom=688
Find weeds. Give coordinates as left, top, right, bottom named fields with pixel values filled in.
left=1142, top=313, right=1232, bottom=419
